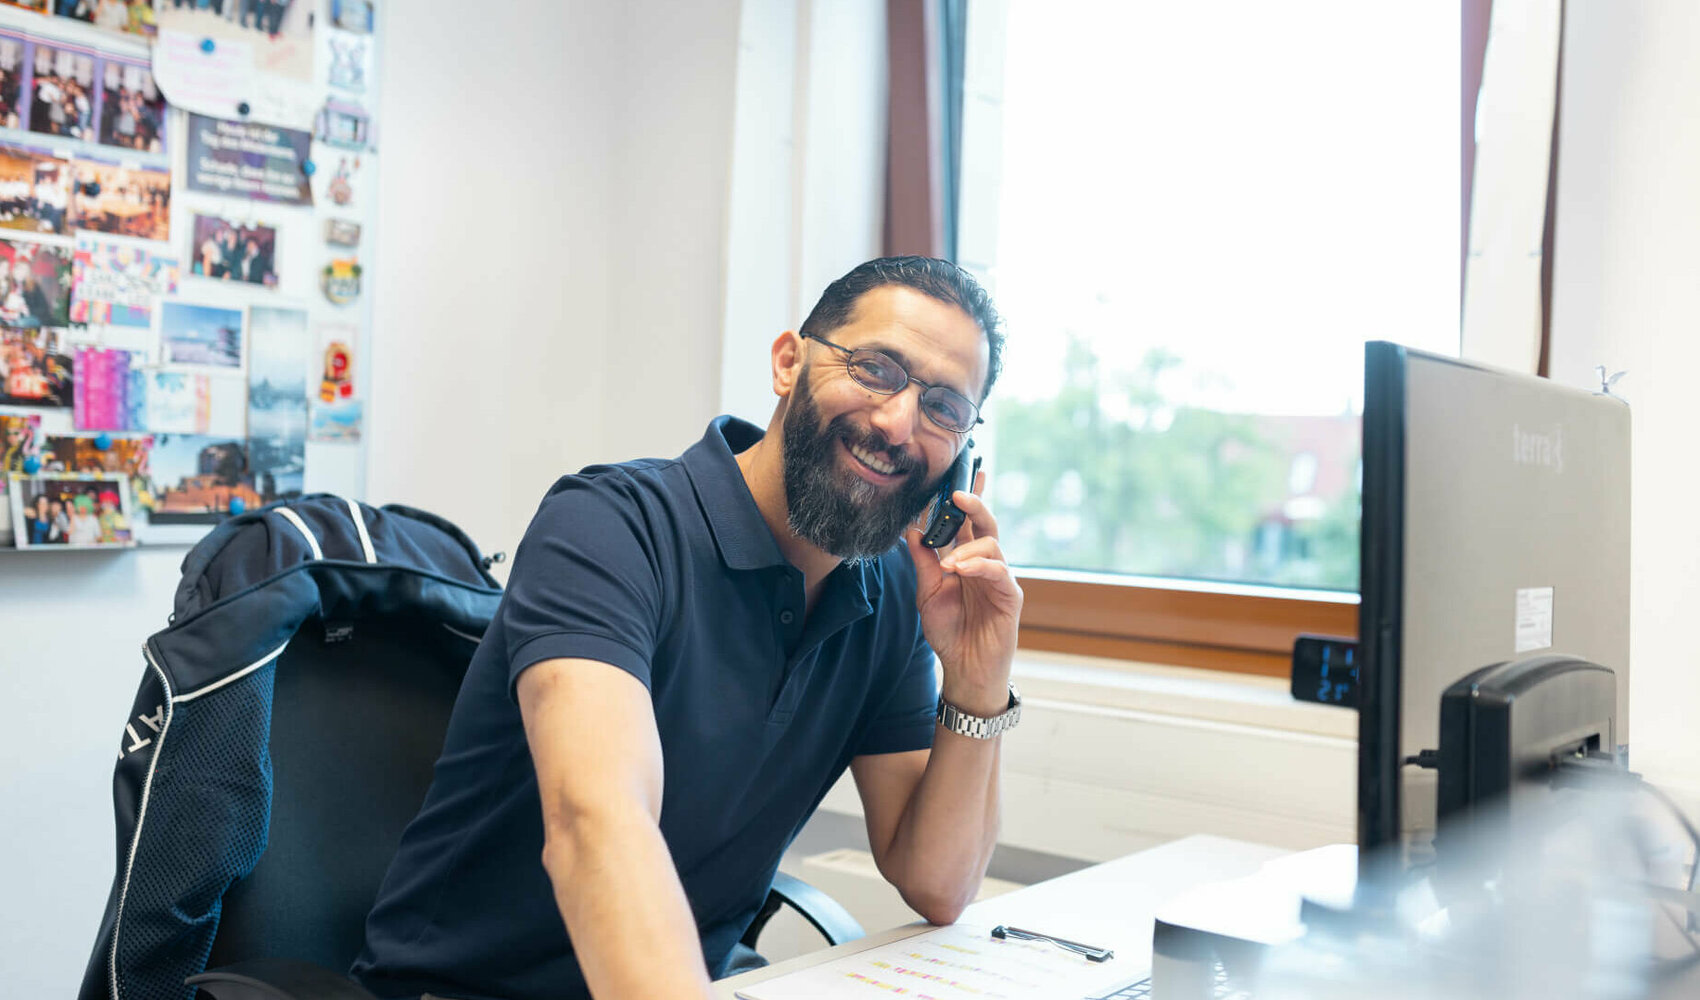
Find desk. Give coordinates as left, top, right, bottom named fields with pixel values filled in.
left=716, top=835, right=1286, bottom=999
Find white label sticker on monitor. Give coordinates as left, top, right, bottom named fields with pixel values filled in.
left=1515, top=587, right=1555, bottom=652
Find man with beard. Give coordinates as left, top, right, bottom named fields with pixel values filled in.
left=354, top=257, right=1018, bottom=1000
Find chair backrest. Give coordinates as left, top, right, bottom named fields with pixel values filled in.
left=80, top=496, right=503, bottom=1000
left=203, top=613, right=470, bottom=972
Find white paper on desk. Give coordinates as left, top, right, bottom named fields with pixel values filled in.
left=735, top=923, right=1127, bottom=1000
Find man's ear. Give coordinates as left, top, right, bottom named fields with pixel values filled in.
left=771, top=331, right=805, bottom=398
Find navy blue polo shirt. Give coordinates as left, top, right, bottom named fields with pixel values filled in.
left=352, top=416, right=939, bottom=1000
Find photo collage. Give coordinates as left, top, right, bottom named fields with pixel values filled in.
left=0, top=0, right=373, bottom=549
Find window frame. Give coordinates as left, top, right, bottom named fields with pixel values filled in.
left=1015, top=571, right=1358, bottom=679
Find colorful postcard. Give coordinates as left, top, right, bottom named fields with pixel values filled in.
left=97, top=50, right=167, bottom=152
left=72, top=345, right=141, bottom=429
left=0, top=325, right=70, bottom=406
left=247, top=305, right=307, bottom=503
left=184, top=114, right=311, bottom=205
left=149, top=432, right=257, bottom=522
left=0, top=237, right=71, bottom=328
left=28, top=38, right=98, bottom=142
left=320, top=154, right=360, bottom=207
left=0, top=143, right=72, bottom=235
left=1, top=410, right=40, bottom=470
left=309, top=324, right=359, bottom=442
left=1, top=1, right=49, bottom=12
left=9, top=472, right=134, bottom=547
left=327, top=31, right=368, bottom=91
left=190, top=214, right=277, bottom=288
left=70, top=237, right=177, bottom=328
left=315, top=97, right=369, bottom=151
left=69, top=158, right=171, bottom=241
left=159, top=300, right=244, bottom=370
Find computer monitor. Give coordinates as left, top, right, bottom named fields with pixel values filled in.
left=1356, top=341, right=1631, bottom=866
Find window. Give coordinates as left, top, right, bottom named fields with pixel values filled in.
left=960, top=2, right=1458, bottom=674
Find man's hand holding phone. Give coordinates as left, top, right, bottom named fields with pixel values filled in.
left=906, top=448, right=1023, bottom=716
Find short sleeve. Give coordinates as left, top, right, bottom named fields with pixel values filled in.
left=853, top=627, right=939, bottom=756
left=501, top=476, right=664, bottom=699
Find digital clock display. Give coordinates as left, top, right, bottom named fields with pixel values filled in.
left=1290, top=635, right=1359, bottom=708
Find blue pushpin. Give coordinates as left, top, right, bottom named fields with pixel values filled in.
left=200, top=37, right=215, bottom=54
left=229, top=497, right=246, bottom=515
left=22, top=455, right=40, bottom=474
left=302, top=159, right=316, bottom=176
left=94, top=432, right=112, bottom=451
left=237, top=101, right=251, bottom=117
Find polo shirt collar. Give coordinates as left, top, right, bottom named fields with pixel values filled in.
left=683, top=415, right=789, bottom=571
left=683, top=417, right=885, bottom=609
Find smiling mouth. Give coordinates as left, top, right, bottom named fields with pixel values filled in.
left=841, top=437, right=908, bottom=483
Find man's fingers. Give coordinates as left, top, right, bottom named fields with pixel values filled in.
left=947, top=488, right=999, bottom=542
left=939, top=535, right=1005, bottom=570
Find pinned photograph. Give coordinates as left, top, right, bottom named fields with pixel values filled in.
left=98, top=52, right=167, bottom=152
left=159, top=301, right=244, bottom=371
left=0, top=325, right=71, bottom=406
left=247, top=304, right=307, bottom=503
left=70, top=237, right=177, bottom=328
left=42, top=432, right=151, bottom=473
left=28, top=39, right=96, bottom=141
left=323, top=218, right=360, bottom=247
left=152, top=0, right=316, bottom=82
left=0, top=31, right=27, bottom=129
left=191, top=214, right=278, bottom=288
left=0, top=143, right=72, bottom=234
left=69, top=159, right=172, bottom=241
left=56, top=0, right=153, bottom=34
left=9, top=473, right=134, bottom=548
left=0, top=238, right=70, bottom=328
left=329, top=0, right=372, bottom=33
left=148, top=432, right=257, bottom=522
left=1, top=410, right=40, bottom=471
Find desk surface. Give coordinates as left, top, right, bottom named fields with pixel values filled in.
left=716, top=835, right=1287, bottom=999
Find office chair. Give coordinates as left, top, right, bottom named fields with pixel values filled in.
left=80, top=496, right=862, bottom=1000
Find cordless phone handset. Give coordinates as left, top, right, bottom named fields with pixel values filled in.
left=921, top=445, right=979, bottom=549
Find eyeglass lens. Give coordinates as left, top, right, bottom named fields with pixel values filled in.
left=846, top=350, right=976, bottom=432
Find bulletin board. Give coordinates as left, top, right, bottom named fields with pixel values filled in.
left=0, top=0, right=378, bottom=551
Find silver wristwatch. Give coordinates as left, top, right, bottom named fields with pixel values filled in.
left=936, top=684, right=1021, bottom=739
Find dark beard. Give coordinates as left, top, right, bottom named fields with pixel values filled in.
left=781, top=369, right=943, bottom=564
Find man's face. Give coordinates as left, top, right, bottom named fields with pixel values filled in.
left=780, top=285, right=988, bottom=562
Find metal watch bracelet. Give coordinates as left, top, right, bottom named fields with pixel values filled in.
left=936, top=684, right=1021, bottom=739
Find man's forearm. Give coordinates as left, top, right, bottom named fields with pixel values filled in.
left=881, top=727, right=1002, bottom=924
left=542, top=806, right=715, bottom=1000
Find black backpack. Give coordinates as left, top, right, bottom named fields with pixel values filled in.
left=79, top=495, right=504, bottom=1000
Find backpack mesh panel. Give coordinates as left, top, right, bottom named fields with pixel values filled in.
left=112, top=667, right=275, bottom=1000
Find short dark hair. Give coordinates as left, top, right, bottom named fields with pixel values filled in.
left=798, top=256, right=1005, bottom=401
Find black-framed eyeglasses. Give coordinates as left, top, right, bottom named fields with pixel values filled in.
left=804, top=333, right=984, bottom=434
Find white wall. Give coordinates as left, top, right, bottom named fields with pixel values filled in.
left=1547, top=2, right=1700, bottom=801
left=1, top=0, right=754, bottom=990
left=721, top=0, right=886, bottom=424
